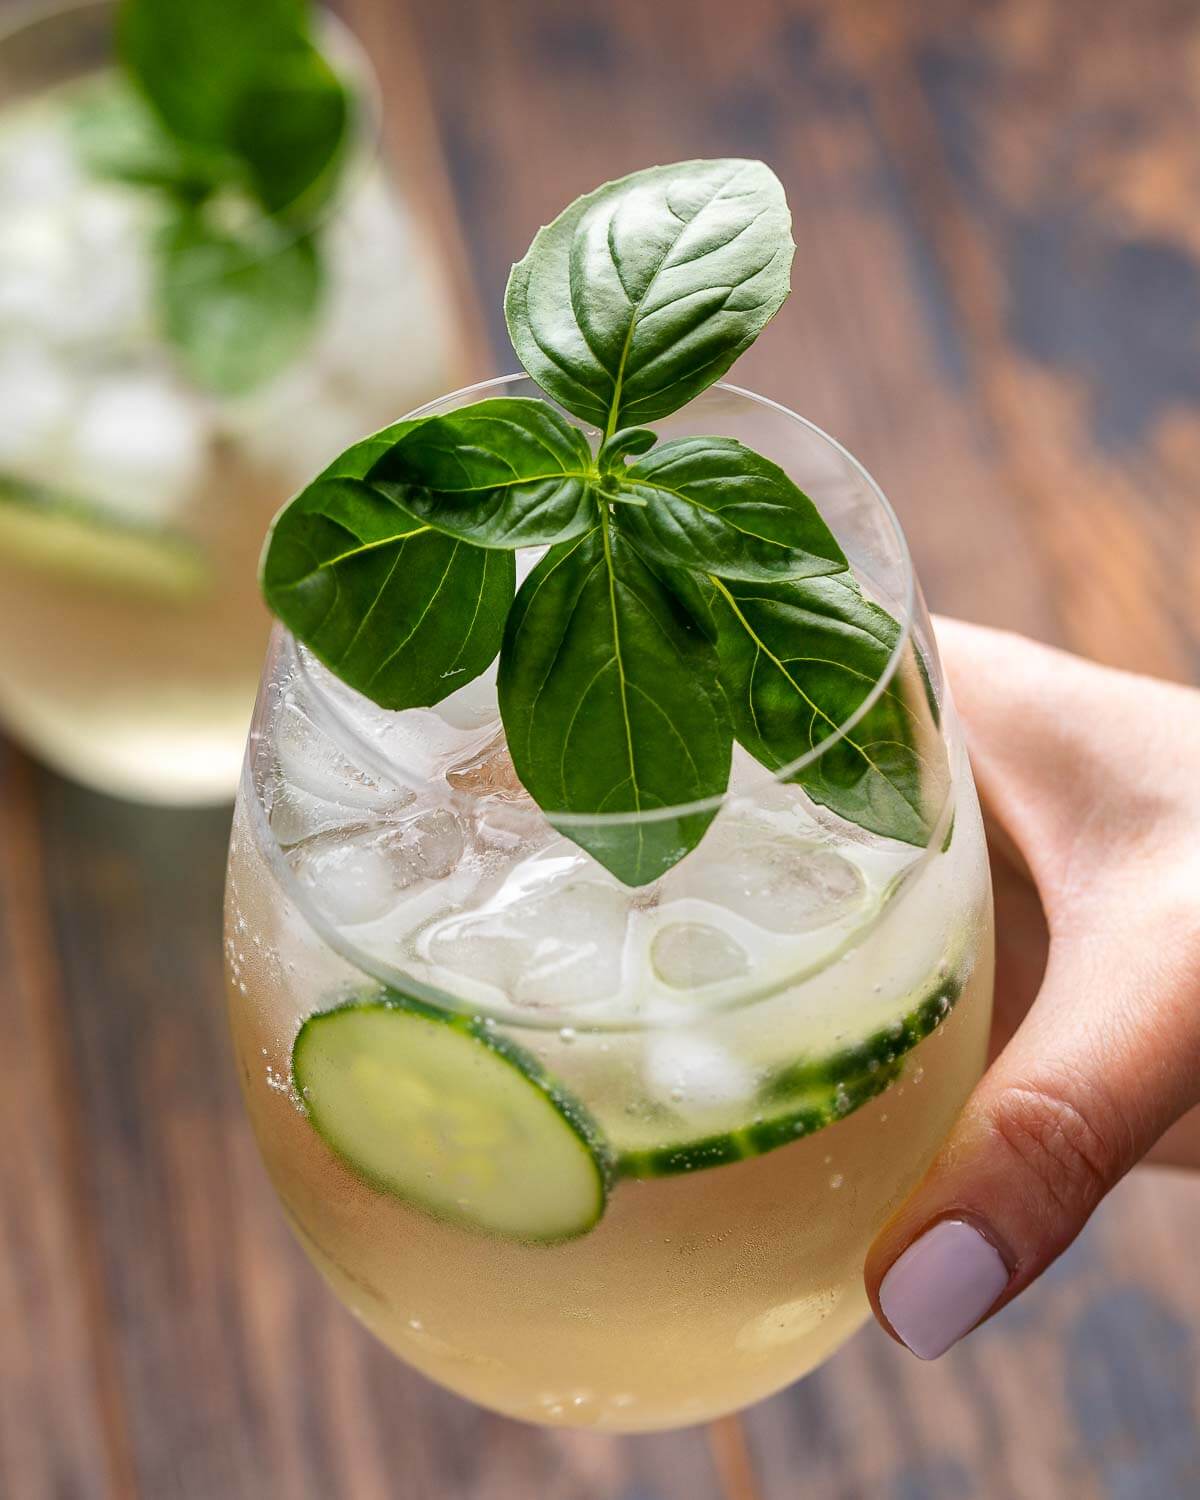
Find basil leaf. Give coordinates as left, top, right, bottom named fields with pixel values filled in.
left=160, top=216, right=322, bottom=394
left=232, top=43, right=350, bottom=218
left=612, top=436, right=848, bottom=582
left=498, top=522, right=732, bottom=886
left=118, top=0, right=309, bottom=150
left=505, top=159, right=793, bottom=431
left=262, top=445, right=514, bottom=711
left=70, top=76, right=228, bottom=197
left=598, top=428, right=657, bottom=469
left=368, top=398, right=599, bottom=549
left=315, top=419, right=428, bottom=482
left=704, top=572, right=939, bottom=845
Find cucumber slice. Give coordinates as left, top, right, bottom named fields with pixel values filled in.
left=292, top=990, right=611, bottom=1242
left=0, top=471, right=208, bottom=601
left=619, top=973, right=962, bottom=1179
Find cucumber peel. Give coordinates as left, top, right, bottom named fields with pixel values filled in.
left=292, top=964, right=966, bottom=1227
left=0, top=471, right=209, bottom=600
left=292, top=989, right=611, bottom=1242
left=617, top=973, right=962, bottom=1179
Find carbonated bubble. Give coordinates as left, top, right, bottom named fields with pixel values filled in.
left=642, top=1032, right=755, bottom=1112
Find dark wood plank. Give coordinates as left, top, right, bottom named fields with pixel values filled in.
left=0, top=748, right=136, bottom=1500
left=821, top=0, right=1200, bottom=681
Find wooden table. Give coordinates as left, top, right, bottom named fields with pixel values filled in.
left=3, top=1, right=1199, bottom=1495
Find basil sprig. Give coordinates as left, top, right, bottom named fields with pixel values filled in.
left=75, top=0, right=353, bottom=393
left=262, top=159, right=944, bottom=885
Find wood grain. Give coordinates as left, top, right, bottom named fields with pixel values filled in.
left=2, top=0, right=1200, bottom=1496
left=0, top=750, right=136, bottom=1500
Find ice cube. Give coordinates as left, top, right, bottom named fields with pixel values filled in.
left=274, top=697, right=410, bottom=813
left=0, top=167, right=154, bottom=348
left=445, top=732, right=555, bottom=854
left=642, top=1032, right=755, bottom=1111
left=292, top=809, right=466, bottom=926
left=668, top=820, right=865, bottom=934
left=0, top=121, right=80, bottom=203
left=293, top=829, right=404, bottom=926
left=0, top=209, right=76, bottom=332
left=650, top=922, right=749, bottom=989
left=433, top=661, right=501, bottom=733
left=384, top=808, right=465, bottom=883
left=446, top=732, right=522, bottom=799
left=0, top=344, right=75, bottom=465
left=67, top=373, right=206, bottom=523
left=289, top=653, right=504, bottom=801
left=269, top=779, right=369, bottom=848
left=221, top=363, right=376, bottom=489
left=427, top=879, right=629, bottom=1009
left=65, top=186, right=154, bottom=344
left=318, top=173, right=454, bottom=405
left=473, top=794, right=553, bottom=856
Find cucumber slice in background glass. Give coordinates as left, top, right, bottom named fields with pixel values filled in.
left=0, top=471, right=208, bottom=601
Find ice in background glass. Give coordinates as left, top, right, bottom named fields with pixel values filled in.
left=0, top=0, right=459, bottom=802
left=225, top=375, right=995, bottom=1430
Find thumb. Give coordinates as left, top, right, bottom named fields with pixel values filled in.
left=865, top=914, right=1200, bottom=1359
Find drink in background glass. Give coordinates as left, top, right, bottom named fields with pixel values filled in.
left=224, top=377, right=994, bottom=1430
left=0, top=0, right=460, bottom=802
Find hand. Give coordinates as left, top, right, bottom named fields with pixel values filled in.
left=866, top=619, right=1200, bottom=1360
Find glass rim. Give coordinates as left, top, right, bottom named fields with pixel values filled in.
left=243, top=388, right=949, bottom=1034
left=283, top=373, right=920, bottom=828
left=0, top=0, right=385, bottom=267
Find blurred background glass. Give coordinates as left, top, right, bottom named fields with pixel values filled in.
left=0, top=0, right=461, bottom=802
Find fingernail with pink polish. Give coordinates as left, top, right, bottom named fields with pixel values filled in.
left=878, top=1218, right=1010, bottom=1360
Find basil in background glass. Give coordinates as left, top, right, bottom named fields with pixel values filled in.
left=0, top=0, right=459, bottom=806
left=263, top=159, right=944, bottom=883
left=81, top=0, right=355, bottom=393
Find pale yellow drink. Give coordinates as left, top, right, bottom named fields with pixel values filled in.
left=224, top=624, right=994, bottom=1430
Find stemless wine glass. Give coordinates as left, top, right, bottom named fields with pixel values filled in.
left=225, top=375, right=994, bottom=1431
left=0, top=0, right=460, bottom=803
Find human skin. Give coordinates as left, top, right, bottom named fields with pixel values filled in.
left=866, top=619, right=1200, bottom=1359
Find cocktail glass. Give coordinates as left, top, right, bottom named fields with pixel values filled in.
left=225, top=375, right=994, bottom=1430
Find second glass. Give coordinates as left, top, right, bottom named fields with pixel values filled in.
left=0, top=0, right=460, bottom=802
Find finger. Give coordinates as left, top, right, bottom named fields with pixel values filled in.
left=864, top=913, right=1200, bottom=1360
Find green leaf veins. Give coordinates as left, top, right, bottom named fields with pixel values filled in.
left=261, top=158, right=942, bottom=885
left=261, top=421, right=514, bottom=709
left=367, top=399, right=600, bottom=549
left=497, top=519, right=732, bottom=886
left=505, top=159, right=793, bottom=435
left=702, top=572, right=939, bottom=845
left=612, top=436, right=848, bottom=582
